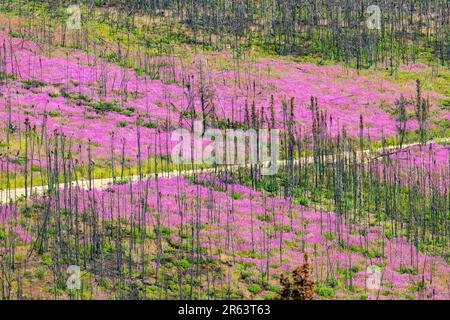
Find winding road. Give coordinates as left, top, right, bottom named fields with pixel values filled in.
left=1, top=137, right=449, bottom=204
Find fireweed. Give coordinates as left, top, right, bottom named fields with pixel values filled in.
left=171, top=121, right=280, bottom=175
left=0, top=2, right=449, bottom=300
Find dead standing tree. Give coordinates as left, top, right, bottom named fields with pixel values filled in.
left=413, top=80, right=430, bottom=146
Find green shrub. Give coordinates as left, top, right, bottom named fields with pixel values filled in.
left=142, top=122, right=157, bottom=129
left=9, top=31, right=30, bottom=39
left=35, top=267, right=47, bottom=280
left=247, top=284, right=262, bottom=295
left=397, top=266, right=418, bottom=275
left=317, top=286, right=334, bottom=298
left=177, top=259, right=190, bottom=269
left=262, top=292, right=279, bottom=300
left=48, top=111, right=61, bottom=117
left=232, top=193, right=242, bottom=200
left=22, top=79, right=47, bottom=89
left=326, top=278, right=339, bottom=288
